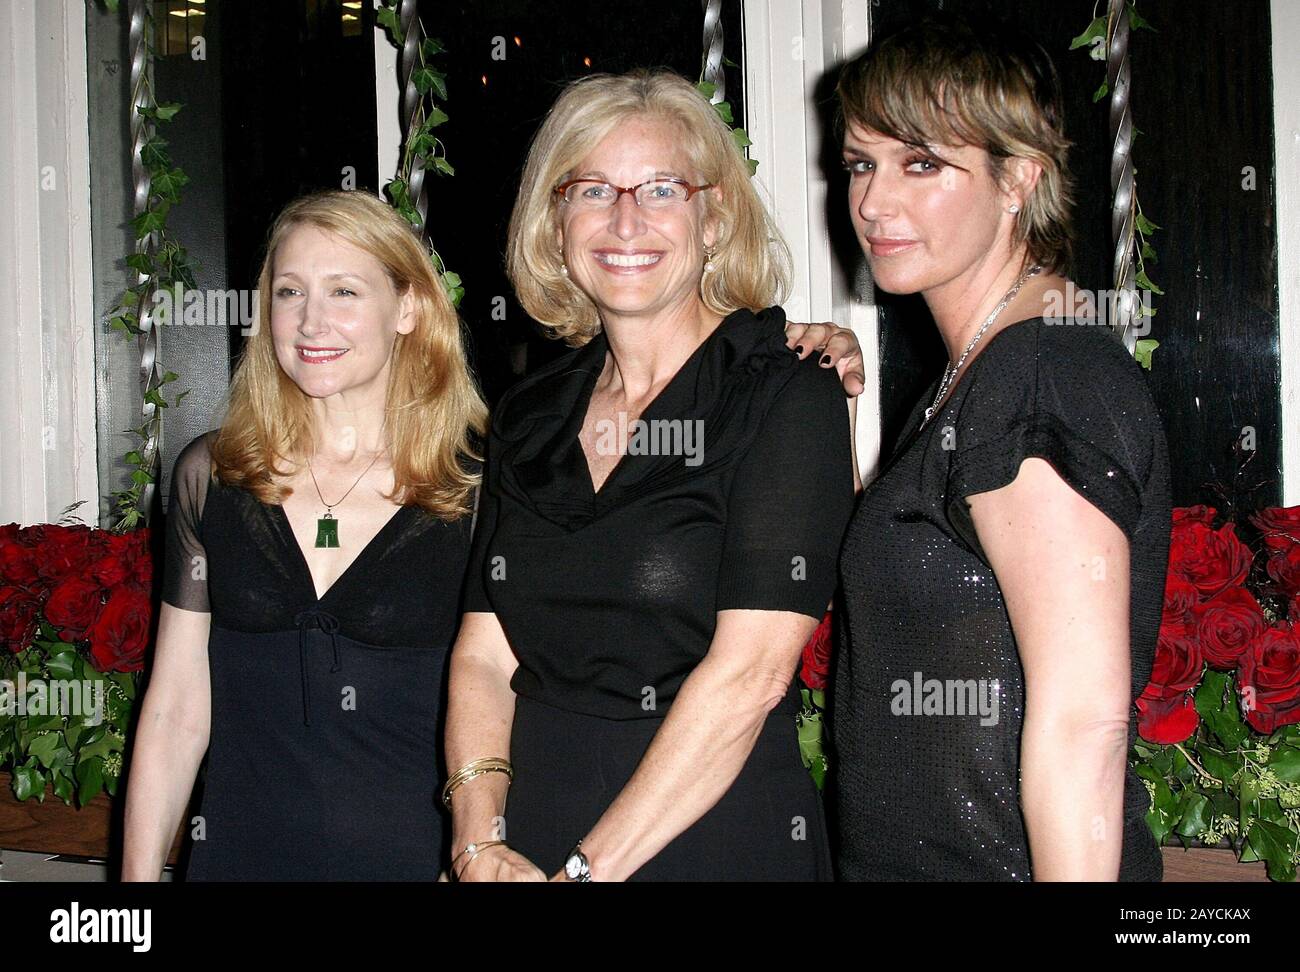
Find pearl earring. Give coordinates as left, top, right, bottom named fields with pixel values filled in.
left=1008, top=204, right=1021, bottom=215
left=703, top=246, right=717, bottom=274
left=560, top=263, right=569, bottom=277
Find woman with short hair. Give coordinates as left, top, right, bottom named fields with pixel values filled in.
left=829, top=14, right=1170, bottom=881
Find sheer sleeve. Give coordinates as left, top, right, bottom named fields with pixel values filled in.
left=715, top=360, right=856, bottom=619
left=161, top=431, right=215, bottom=612
left=945, top=320, right=1163, bottom=559
left=460, top=439, right=499, bottom=614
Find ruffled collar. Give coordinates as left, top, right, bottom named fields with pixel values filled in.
left=489, top=306, right=799, bottom=531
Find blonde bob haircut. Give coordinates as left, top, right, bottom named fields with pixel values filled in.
left=211, top=189, right=486, bottom=521
left=507, top=68, right=791, bottom=347
left=837, top=14, right=1076, bottom=273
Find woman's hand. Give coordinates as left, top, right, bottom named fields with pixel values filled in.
left=455, top=844, right=547, bottom=882
left=785, top=321, right=866, bottom=397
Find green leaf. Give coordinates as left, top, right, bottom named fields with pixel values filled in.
left=103, top=0, right=120, bottom=12
left=424, top=106, right=449, bottom=129
left=46, top=650, right=78, bottom=679
left=152, top=167, right=189, bottom=203
left=1069, top=16, right=1107, bottom=50
left=375, top=5, right=402, bottom=45
left=76, top=756, right=104, bottom=807
left=1092, top=80, right=1110, bottom=103
left=441, top=271, right=462, bottom=288
left=139, top=136, right=170, bottom=170
left=1128, top=6, right=1156, bottom=32
left=731, top=128, right=753, bottom=150
left=1268, top=745, right=1300, bottom=783
left=1244, top=820, right=1297, bottom=883
left=432, top=157, right=455, bottom=176
left=1174, top=791, right=1212, bottom=837
left=125, top=252, right=153, bottom=274
left=1135, top=211, right=1160, bottom=235
left=154, top=102, right=183, bottom=122
left=412, top=66, right=436, bottom=96
left=696, top=81, right=718, bottom=100
left=1198, top=747, right=1240, bottom=788
left=12, top=759, right=43, bottom=801
left=52, top=772, right=75, bottom=805
left=422, top=37, right=446, bottom=59
left=1133, top=338, right=1158, bottom=370
left=131, top=209, right=166, bottom=238
left=713, top=102, right=734, bottom=125
left=28, top=732, right=62, bottom=769
left=1135, top=268, right=1165, bottom=295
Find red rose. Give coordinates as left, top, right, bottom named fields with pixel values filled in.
left=1162, top=573, right=1200, bottom=624
left=35, top=525, right=108, bottom=584
left=0, top=532, right=38, bottom=587
left=44, top=576, right=105, bottom=642
left=1250, top=505, right=1300, bottom=538
left=0, top=585, right=40, bottom=652
left=799, top=611, right=833, bottom=691
left=1194, top=586, right=1267, bottom=670
left=1237, top=625, right=1300, bottom=733
left=1168, top=521, right=1253, bottom=598
left=1136, top=689, right=1199, bottom=744
left=1145, top=618, right=1203, bottom=698
left=1173, top=505, right=1218, bottom=528
left=1262, top=534, right=1300, bottom=594
left=80, top=529, right=151, bottom=591
left=86, top=584, right=152, bottom=673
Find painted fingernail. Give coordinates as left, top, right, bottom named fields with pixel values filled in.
left=820, top=354, right=832, bottom=366
left=793, top=345, right=804, bottom=355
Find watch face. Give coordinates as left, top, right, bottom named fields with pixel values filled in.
left=565, top=855, right=582, bottom=879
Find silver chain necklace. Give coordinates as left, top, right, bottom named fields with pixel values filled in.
left=922, top=263, right=1043, bottom=426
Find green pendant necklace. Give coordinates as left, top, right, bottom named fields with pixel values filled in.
left=307, top=440, right=387, bottom=548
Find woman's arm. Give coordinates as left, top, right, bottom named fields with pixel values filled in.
left=121, top=603, right=212, bottom=881
left=443, top=611, right=545, bottom=881
left=556, top=608, right=817, bottom=881
left=968, top=456, right=1133, bottom=881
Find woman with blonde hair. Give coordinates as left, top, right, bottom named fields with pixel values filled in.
left=830, top=14, right=1170, bottom=881
left=123, top=189, right=486, bottom=880
left=444, top=69, right=857, bottom=881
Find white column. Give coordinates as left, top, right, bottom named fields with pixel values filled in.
left=373, top=4, right=401, bottom=194
left=0, top=0, right=99, bottom=527
left=1273, top=0, right=1300, bottom=505
left=743, top=0, right=880, bottom=482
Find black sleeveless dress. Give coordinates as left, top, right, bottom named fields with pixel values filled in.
left=161, top=432, right=475, bottom=880
left=830, top=317, right=1170, bottom=881
left=462, top=307, right=856, bottom=880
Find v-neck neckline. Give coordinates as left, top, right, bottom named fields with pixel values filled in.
left=272, top=501, right=410, bottom=604
left=576, top=323, right=719, bottom=501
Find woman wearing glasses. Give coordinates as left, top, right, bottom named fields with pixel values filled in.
left=443, top=69, right=857, bottom=881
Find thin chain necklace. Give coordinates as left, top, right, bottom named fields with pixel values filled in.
left=306, top=426, right=389, bottom=549
left=922, top=263, right=1043, bottom=426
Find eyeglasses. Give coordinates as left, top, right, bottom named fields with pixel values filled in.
left=554, top=178, right=714, bottom=210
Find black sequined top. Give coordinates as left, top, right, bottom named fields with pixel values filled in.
left=830, top=317, right=1170, bottom=881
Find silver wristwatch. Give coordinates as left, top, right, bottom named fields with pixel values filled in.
left=563, top=841, right=592, bottom=882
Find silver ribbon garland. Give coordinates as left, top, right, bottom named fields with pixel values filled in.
left=128, top=0, right=162, bottom=523
left=1106, top=0, right=1139, bottom=353
left=397, top=0, right=431, bottom=244
left=701, top=0, right=725, bottom=104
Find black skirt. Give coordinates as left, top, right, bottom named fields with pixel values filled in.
left=503, top=683, right=832, bottom=881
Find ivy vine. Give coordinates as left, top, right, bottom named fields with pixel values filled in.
left=1071, top=1, right=1161, bottom=370
left=375, top=3, right=463, bottom=307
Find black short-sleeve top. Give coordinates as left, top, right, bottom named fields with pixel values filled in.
left=832, top=317, right=1171, bottom=881
left=463, top=306, right=856, bottom=721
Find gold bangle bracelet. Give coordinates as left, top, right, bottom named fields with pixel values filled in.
left=452, top=840, right=508, bottom=882
left=441, top=756, right=513, bottom=808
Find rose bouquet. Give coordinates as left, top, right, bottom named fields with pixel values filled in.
left=0, top=522, right=152, bottom=806
left=797, top=610, right=833, bottom=790
left=1134, top=505, right=1300, bottom=882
